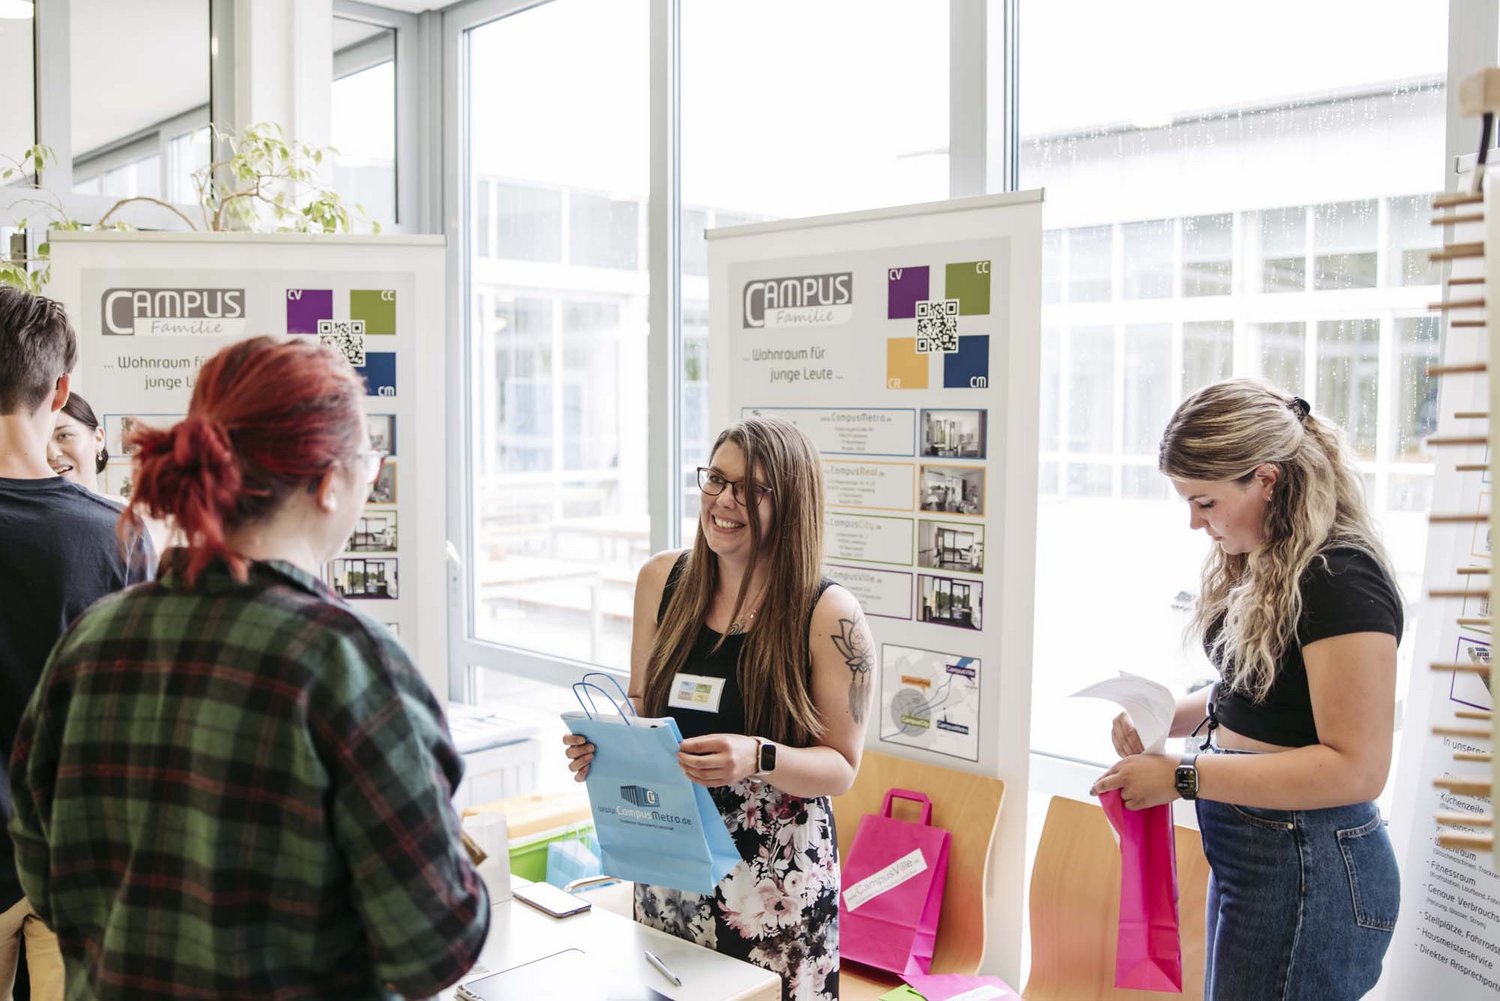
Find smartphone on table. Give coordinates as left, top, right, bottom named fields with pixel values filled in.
left=511, top=880, right=592, bottom=918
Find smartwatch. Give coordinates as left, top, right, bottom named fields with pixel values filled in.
left=1174, top=752, right=1200, bottom=801
left=756, top=739, right=777, bottom=776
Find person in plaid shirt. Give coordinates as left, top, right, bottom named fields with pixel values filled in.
left=8, top=336, right=489, bottom=999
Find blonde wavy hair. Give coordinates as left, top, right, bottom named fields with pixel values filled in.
left=1158, top=378, right=1397, bottom=701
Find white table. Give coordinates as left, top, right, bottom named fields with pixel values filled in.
left=443, top=877, right=779, bottom=1001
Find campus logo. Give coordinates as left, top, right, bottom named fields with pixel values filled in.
left=742, top=272, right=853, bottom=329
left=620, top=784, right=661, bottom=807
left=102, top=287, right=247, bottom=336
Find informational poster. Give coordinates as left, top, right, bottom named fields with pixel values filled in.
left=709, top=191, right=1042, bottom=983
left=47, top=232, right=449, bottom=696
left=1384, top=197, right=1499, bottom=999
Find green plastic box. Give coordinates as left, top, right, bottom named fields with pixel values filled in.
left=507, top=821, right=596, bottom=882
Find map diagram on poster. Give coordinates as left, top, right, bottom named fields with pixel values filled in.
left=881, top=643, right=981, bottom=762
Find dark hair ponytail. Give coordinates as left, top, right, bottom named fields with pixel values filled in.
left=60, top=391, right=108, bottom=472
left=125, top=336, right=366, bottom=584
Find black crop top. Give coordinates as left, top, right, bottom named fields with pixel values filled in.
left=1208, top=547, right=1403, bottom=748
left=654, top=552, right=835, bottom=742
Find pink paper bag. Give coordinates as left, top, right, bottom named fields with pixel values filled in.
left=1099, top=789, right=1183, bottom=992
left=839, top=788, right=952, bottom=977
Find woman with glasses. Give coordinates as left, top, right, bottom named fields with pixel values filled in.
left=563, top=415, right=875, bottom=1001
left=9, top=336, right=488, bottom=1000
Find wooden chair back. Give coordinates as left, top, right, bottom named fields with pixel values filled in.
left=830, top=750, right=1005, bottom=998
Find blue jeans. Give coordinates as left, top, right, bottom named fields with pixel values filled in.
left=1196, top=792, right=1399, bottom=1000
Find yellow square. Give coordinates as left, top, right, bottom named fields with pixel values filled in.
left=886, top=337, right=929, bottom=390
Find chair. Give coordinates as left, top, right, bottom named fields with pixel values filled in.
left=1024, top=796, right=1211, bottom=1001
left=830, top=750, right=1006, bottom=1000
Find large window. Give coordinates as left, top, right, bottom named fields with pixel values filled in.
left=1022, top=0, right=1448, bottom=764
left=463, top=0, right=650, bottom=675
left=333, top=15, right=397, bottom=230
left=0, top=10, right=33, bottom=172
left=70, top=0, right=209, bottom=202
left=679, top=0, right=949, bottom=501
left=449, top=3, right=1468, bottom=790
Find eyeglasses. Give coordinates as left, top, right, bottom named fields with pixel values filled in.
left=360, top=450, right=388, bottom=486
left=697, top=466, right=771, bottom=506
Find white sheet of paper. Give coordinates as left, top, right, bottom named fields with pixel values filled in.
left=1071, top=671, right=1177, bottom=754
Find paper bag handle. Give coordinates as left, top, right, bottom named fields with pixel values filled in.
left=573, top=672, right=638, bottom=724
left=881, top=788, right=934, bottom=825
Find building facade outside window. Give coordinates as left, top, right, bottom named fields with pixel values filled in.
left=1022, top=0, right=1447, bottom=766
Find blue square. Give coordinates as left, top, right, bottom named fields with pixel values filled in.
left=356, top=352, right=397, bottom=397
left=943, top=335, right=989, bottom=389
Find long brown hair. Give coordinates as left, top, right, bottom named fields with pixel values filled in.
left=641, top=416, right=826, bottom=746
left=1159, top=378, right=1396, bottom=701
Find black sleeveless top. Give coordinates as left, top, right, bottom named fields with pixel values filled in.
left=655, top=552, right=836, bottom=741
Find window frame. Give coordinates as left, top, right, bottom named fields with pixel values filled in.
left=435, top=0, right=1491, bottom=797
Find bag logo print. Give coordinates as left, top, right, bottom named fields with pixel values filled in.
left=620, top=784, right=661, bottom=807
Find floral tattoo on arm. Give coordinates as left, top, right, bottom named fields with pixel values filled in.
left=832, top=615, right=873, bottom=724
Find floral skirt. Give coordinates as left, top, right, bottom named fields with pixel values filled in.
left=633, top=778, right=840, bottom=1001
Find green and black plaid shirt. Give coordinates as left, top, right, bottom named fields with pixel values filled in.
left=8, top=552, right=489, bottom=1000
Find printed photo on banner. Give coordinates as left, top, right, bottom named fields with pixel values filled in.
left=920, top=409, right=986, bottom=459
left=1450, top=635, right=1493, bottom=712
left=366, top=414, right=397, bottom=456
left=328, top=557, right=399, bottom=599
left=368, top=459, right=397, bottom=504
left=917, top=519, right=984, bottom=573
left=919, top=464, right=985, bottom=517
left=104, top=413, right=183, bottom=456
left=102, top=463, right=135, bottom=501
left=346, top=511, right=398, bottom=553
left=918, top=573, right=983, bottom=630
left=880, top=643, right=981, bottom=762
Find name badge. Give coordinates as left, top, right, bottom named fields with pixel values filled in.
left=667, top=673, right=726, bottom=714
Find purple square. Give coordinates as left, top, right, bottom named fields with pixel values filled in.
left=887, top=266, right=929, bottom=320
left=286, top=289, right=333, bottom=334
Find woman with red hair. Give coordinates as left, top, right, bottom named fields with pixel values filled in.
left=8, top=336, right=489, bottom=1000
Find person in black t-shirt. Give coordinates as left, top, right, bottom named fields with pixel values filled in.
left=1092, top=378, right=1403, bottom=1001
left=0, top=286, right=153, bottom=1001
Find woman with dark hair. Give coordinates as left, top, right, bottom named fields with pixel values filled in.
left=9, top=336, right=489, bottom=1000
left=1093, top=378, right=1403, bottom=1000
left=563, top=415, right=875, bottom=1001
left=46, top=392, right=107, bottom=493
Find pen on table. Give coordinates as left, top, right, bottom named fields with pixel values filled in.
left=644, top=949, right=683, bottom=987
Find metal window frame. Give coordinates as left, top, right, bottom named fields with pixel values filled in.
left=441, top=1, right=992, bottom=697
left=0, top=0, right=219, bottom=231
left=334, top=0, right=425, bottom=231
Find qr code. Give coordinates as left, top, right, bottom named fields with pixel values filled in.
left=318, top=319, right=367, bottom=366
left=915, top=299, right=960, bottom=353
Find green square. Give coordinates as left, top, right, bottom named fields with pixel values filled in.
left=945, top=260, right=992, bottom=316
left=350, top=290, right=397, bottom=335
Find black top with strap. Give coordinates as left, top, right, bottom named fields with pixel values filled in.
left=1205, top=546, right=1403, bottom=747
left=655, top=551, right=836, bottom=742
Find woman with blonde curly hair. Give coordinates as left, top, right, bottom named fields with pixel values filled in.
left=1092, top=378, right=1403, bottom=1001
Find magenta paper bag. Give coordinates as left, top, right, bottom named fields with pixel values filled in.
left=1099, top=789, right=1183, bottom=992
left=839, top=788, right=951, bottom=977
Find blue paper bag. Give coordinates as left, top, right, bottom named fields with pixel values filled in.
left=562, top=674, right=741, bottom=895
